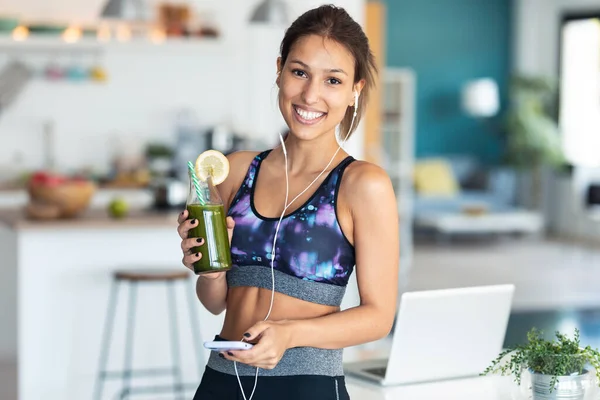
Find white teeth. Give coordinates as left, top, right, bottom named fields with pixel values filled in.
left=294, top=106, right=324, bottom=121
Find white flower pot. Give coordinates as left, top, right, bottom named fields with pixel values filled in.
left=531, top=369, right=589, bottom=400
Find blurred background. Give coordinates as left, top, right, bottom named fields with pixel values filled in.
left=1, top=0, right=600, bottom=399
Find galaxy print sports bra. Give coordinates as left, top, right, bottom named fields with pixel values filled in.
left=226, top=149, right=356, bottom=306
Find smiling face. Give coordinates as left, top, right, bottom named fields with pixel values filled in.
left=277, top=34, right=362, bottom=143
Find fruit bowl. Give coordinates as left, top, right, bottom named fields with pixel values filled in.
left=26, top=172, right=96, bottom=219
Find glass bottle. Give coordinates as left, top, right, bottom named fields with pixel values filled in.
left=186, top=173, right=232, bottom=274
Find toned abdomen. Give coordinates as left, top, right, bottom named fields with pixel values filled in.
left=220, top=286, right=340, bottom=341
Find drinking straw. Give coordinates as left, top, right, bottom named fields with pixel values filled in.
left=187, top=161, right=205, bottom=205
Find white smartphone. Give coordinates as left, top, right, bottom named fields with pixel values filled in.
left=204, top=340, right=254, bottom=352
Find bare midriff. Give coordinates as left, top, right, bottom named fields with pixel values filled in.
left=220, top=286, right=340, bottom=342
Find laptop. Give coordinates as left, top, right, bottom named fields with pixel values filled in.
left=344, top=284, right=515, bottom=386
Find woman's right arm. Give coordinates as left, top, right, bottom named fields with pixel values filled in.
left=176, top=151, right=254, bottom=315
left=177, top=210, right=232, bottom=315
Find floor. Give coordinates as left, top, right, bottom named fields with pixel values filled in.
left=504, top=307, right=600, bottom=349
left=407, top=237, right=600, bottom=349
left=0, top=359, right=17, bottom=400
left=2, top=237, right=600, bottom=399
left=407, top=236, right=600, bottom=312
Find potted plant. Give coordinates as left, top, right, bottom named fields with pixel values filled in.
left=145, top=142, right=174, bottom=177
left=504, top=75, right=565, bottom=169
left=503, top=74, right=566, bottom=210
left=482, top=328, right=600, bottom=400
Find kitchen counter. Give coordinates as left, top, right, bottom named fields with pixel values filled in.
left=0, top=207, right=226, bottom=400
left=0, top=207, right=181, bottom=230
left=0, top=187, right=155, bottom=209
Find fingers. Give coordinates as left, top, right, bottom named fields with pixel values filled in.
left=177, top=209, right=188, bottom=224
left=180, top=237, right=205, bottom=253
left=178, top=212, right=203, bottom=271
left=182, top=251, right=202, bottom=270
left=177, top=217, right=198, bottom=240
left=226, top=216, right=235, bottom=230
left=223, top=345, right=279, bottom=370
left=226, top=216, right=235, bottom=244
left=220, top=353, right=272, bottom=369
left=242, top=321, right=268, bottom=341
left=181, top=256, right=193, bottom=271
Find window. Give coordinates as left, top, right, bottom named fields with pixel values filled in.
left=559, top=15, right=600, bottom=167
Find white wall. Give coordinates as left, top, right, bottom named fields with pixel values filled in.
left=513, top=0, right=600, bottom=241
left=513, top=0, right=600, bottom=75
left=0, top=226, right=17, bottom=359
left=0, top=0, right=365, bottom=176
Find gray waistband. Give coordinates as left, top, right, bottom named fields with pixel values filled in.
left=206, top=345, right=344, bottom=377
left=226, top=265, right=346, bottom=307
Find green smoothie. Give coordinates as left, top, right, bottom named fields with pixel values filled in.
left=187, top=203, right=232, bottom=274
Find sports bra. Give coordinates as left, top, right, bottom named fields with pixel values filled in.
left=226, top=149, right=356, bottom=306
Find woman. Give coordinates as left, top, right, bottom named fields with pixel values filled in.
left=177, top=5, right=399, bottom=399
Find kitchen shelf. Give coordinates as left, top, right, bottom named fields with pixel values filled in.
left=0, top=34, right=224, bottom=55
left=381, top=67, right=416, bottom=284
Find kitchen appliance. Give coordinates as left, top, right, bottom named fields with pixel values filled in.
left=586, top=183, right=600, bottom=210
left=150, top=176, right=187, bottom=209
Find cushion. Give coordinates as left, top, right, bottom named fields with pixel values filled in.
left=413, top=158, right=460, bottom=196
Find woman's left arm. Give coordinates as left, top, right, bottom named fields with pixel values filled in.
left=286, top=164, right=400, bottom=348
left=224, top=164, right=399, bottom=369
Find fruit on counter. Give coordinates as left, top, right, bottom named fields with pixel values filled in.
left=107, top=197, right=129, bottom=219
left=28, top=170, right=92, bottom=187
left=26, top=171, right=97, bottom=219
left=29, top=171, right=68, bottom=187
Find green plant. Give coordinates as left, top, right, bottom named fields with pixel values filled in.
left=502, top=75, right=567, bottom=210
left=482, top=328, right=600, bottom=392
left=504, top=75, right=565, bottom=169
left=145, top=143, right=173, bottom=159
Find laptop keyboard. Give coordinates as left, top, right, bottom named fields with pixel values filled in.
left=365, top=367, right=387, bottom=378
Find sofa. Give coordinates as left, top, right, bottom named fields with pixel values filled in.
left=412, top=155, right=543, bottom=236
left=413, top=155, right=517, bottom=214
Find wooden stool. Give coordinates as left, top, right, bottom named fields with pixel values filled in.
left=93, top=269, right=203, bottom=399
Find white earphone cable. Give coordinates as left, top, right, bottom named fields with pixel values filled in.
left=235, top=91, right=359, bottom=400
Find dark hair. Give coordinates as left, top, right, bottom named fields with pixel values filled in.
left=279, top=4, right=377, bottom=139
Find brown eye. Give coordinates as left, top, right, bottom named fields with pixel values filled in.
left=292, top=69, right=307, bottom=78
left=327, top=78, right=342, bottom=85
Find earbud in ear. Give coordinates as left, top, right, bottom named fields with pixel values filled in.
left=354, top=91, right=359, bottom=107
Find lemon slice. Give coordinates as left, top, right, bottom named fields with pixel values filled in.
left=195, top=150, right=230, bottom=185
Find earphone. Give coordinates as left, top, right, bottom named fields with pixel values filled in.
left=234, top=90, right=360, bottom=400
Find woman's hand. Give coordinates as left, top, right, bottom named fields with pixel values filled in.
left=221, top=320, right=294, bottom=370
left=177, top=209, right=235, bottom=278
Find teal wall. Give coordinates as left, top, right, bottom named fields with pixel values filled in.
left=385, top=0, right=512, bottom=165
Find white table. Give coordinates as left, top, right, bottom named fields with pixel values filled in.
left=349, top=372, right=600, bottom=400
left=346, top=375, right=524, bottom=400
left=341, top=339, right=533, bottom=400
left=414, top=210, right=544, bottom=235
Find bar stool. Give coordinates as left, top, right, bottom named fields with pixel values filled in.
left=93, top=269, right=204, bottom=400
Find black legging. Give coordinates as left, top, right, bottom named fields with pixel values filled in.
left=194, top=366, right=351, bottom=400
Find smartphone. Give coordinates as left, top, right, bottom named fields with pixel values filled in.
left=204, top=340, right=254, bottom=352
